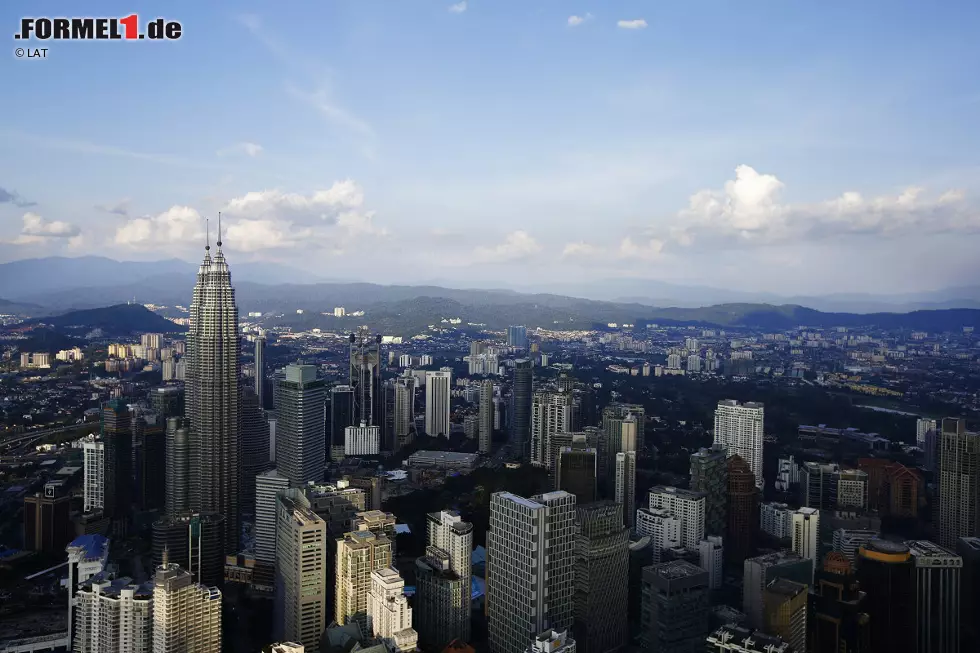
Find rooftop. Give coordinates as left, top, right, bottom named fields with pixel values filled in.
left=650, top=485, right=706, bottom=501
left=907, top=540, right=959, bottom=558
left=66, top=534, right=109, bottom=562
left=650, top=559, right=706, bottom=580
left=766, top=577, right=808, bottom=597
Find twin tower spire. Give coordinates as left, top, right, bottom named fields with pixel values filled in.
left=204, top=212, right=224, bottom=252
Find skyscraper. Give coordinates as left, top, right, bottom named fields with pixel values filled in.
left=938, top=417, right=980, bottom=548
left=726, top=455, right=758, bottom=565
left=73, top=578, right=153, bottom=652
left=330, top=385, right=354, bottom=461
left=276, top=364, right=327, bottom=487
left=742, top=551, right=813, bottom=630
left=531, top=391, right=572, bottom=468
left=557, top=447, right=597, bottom=504
left=102, top=400, right=132, bottom=531
left=762, top=578, right=808, bottom=653
left=811, top=552, right=871, bottom=653
left=713, top=400, right=764, bottom=489
left=647, top=486, right=706, bottom=550
left=132, top=408, right=165, bottom=513
left=165, top=417, right=190, bottom=516
left=614, top=451, right=637, bottom=528
left=367, top=568, right=418, bottom=653
left=425, top=370, right=452, bottom=437
left=152, top=556, right=222, bottom=653
left=512, top=359, right=533, bottom=460
left=335, top=530, right=394, bottom=634
left=573, top=501, right=628, bottom=653
left=507, top=325, right=528, bottom=349
left=856, top=539, right=915, bottom=653
left=151, top=512, right=226, bottom=587
left=640, top=560, right=710, bottom=653
left=254, top=469, right=290, bottom=565
left=479, top=379, right=494, bottom=454
left=908, top=540, right=961, bottom=653
left=690, top=446, right=728, bottom=538
left=487, top=491, right=576, bottom=653
left=81, top=436, right=104, bottom=513
left=276, top=489, right=328, bottom=650
left=186, top=228, right=241, bottom=554
left=415, top=511, right=473, bottom=649
left=240, top=386, right=271, bottom=512
left=394, top=375, right=417, bottom=449
left=791, top=507, right=820, bottom=571
left=255, top=330, right=267, bottom=408
left=350, top=328, right=383, bottom=428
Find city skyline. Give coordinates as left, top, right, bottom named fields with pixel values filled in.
left=1, top=1, right=979, bottom=294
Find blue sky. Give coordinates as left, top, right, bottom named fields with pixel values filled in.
left=1, top=0, right=978, bottom=295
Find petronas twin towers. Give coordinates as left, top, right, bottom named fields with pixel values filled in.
left=185, top=225, right=241, bottom=553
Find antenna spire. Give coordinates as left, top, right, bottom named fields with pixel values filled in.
left=217, top=211, right=222, bottom=248
left=205, top=218, right=210, bottom=251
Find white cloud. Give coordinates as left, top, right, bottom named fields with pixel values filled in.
left=568, top=13, right=593, bottom=27
left=112, top=181, right=387, bottom=253
left=561, top=241, right=602, bottom=257
left=448, top=2, right=467, bottom=14
left=663, top=164, right=975, bottom=247
left=7, top=212, right=82, bottom=245
left=618, top=236, right=664, bottom=260
left=617, top=19, right=648, bottom=29
left=561, top=237, right=664, bottom=262
left=473, top=231, right=541, bottom=263
left=217, top=142, right=264, bottom=158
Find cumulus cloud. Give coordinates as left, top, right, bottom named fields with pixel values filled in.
left=0, top=186, right=36, bottom=208
left=448, top=1, right=467, bottom=13
left=473, top=231, right=541, bottom=263
left=7, top=212, right=81, bottom=245
left=568, top=14, right=593, bottom=27
left=562, top=241, right=602, bottom=257
left=112, top=180, right=387, bottom=253
left=666, top=164, right=975, bottom=247
left=617, top=19, right=647, bottom=29
left=217, top=142, right=264, bottom=158
left=618, top=236, right=664, bottom=260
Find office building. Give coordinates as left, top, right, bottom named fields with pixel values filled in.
left=152, top=555, right=222, bottom=653
left=151, top=386, right=185, bottom=420
left=855, top=539, right=915, bottom=653
left=255, top=470, right=290, bottom=564
left=908, top=540, right=961, bottom=653
left=335, top=530, right=394, bottom=634
left=512, top=359, right=534, bottom=461
left=425, top=370, right=452, bottom=437
left=73, top=577, right=153, bottom=653
left=151, top=511, right=225, bottom=587
left=165, top=417, right=190, bottom=515
left=531, top=391, right=572, bottom=469
left=917, top=417, right=937, bottom=449
left=938, top=417, right=980, bottom=548
left=102, top=400, right=132, bottom=529
left=185, top=231, right=241, bottom=554
left=802, top=462, right=869, bottom=511
left=255, top=330, right=267, bottom=408
left=367, top=568, right=418, bottom=653
left=706, top=625, right=791, bottom=653
left=394, top=375, right=417, bottom=449
left=487, top=491, right=576, bottom=653
left=349, top=328, right=384, bottom=430
left=305, top=480, right=368, bottom=537
left=699, top=536, right=724, bottom=590
left=614, top=451, right=637, bottom=528
left=760, top=502, right=793, bottom=541
left=690, top=446, right=728, bottom=538
left=528, top=630, right=576, bottom=653
left=602, top=404, right=644, bottom=470
left=573, top=501, right=628, bottom=653
left=277, top=490, right=328, bottom=650
left=330, top=385, right=355, bottom=461
left=811, top=552, right=871, bottom=653
left=345, top=422, right=381, bottom=456
left=742, top=551, right=813, bottom=629
left=557, top=447, right=597, bottom=504
left=713, top=400, right=764, bottom=489
left=415, top=511, right=473, bottom=650
left=639, top=560, right=710, bottom=653
left=859, top=458, right=923, bottom=519
left=647, top=486, right=706, bottom=550
left=276, top=364, right=327, bottom=487
left=958, top=537, right=980, bottom=652
left=791, top=507, right=820, bottom=570
left=762, top=578, right=807, bottom=653
left=507, top=325, right=528, bottom=349
left=240, top=386, right=271, bottom=512
left=82, top=436, right=105, bottom=512
left=833, top=528, right=879, bottom=564
left=479, top=379, right=494, bottom=454
left=636, top=508, right=681, bottom=563
left=727, top=455, right=758, bottom=565
left=24, top=482, right=72, bottom=553
left=132, top=408, right=166, bottom=513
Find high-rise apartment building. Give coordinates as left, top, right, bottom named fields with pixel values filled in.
left=425, top=370, right=452, bottom=437
left=917, top=417, right=937, bottom=449
left=635, top=508, right=681, bottom=563
left=276, top=364, right=327, bottom=487
left=415, top=511, right=473, bottom=650
left=699, top=536, right=724, bottom=590
left=791, top=507, right=820, bottom=571
left=394, top=375, right=417, bottom=449
left=487, top=491, right=576, bottom=653
left=73, top=577, right=153, bottom=653
left=276, top=490, right=328, bottom=650
left=908, top=540, right=961, bottom=653
left=690, top=446, right=728, bottom=538
left=639, top=560, right=710, bottom=653
left=330, top=385, right=355, bottom=461
left=572, top=501, right=628, bottom=653
left=81, top=436, right=104, bottom=513
left=726, top=455, right=758, bottom=565
left=478, top=379, right=494, bottom=454
left=185, top=233, right=241, bottom=554
left=762, top=578, right=807, bottom=653
left=938, top=417, right=980, bottom=548
left=152, top=557, right=222, bottom=653
left=368, top=568, right=418, bottom=653
left=614, top=451, right=637, bottom=528
left=512, top=360, right=533, bottom=461
left=335, top=530, right=394, bottom=634
left=647, top=486, right=706, bottom=550
left=507, top=325, right=528, bottom=349
left=713, top=400, right=764, bottom=489
left=601, top=404, right=644, bottom=473
left=142, top=333, right=162, bottom=350
left=255, top=470, right=290, bottom=565
left=531, top=391, right=572, bottom=469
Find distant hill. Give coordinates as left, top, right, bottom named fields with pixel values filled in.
left=26, top=304, right=185, bottom=335
left=0, top=298, right=46, bottom=315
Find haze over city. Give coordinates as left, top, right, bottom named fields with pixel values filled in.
left=2, top=0, right=979, bottom=295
